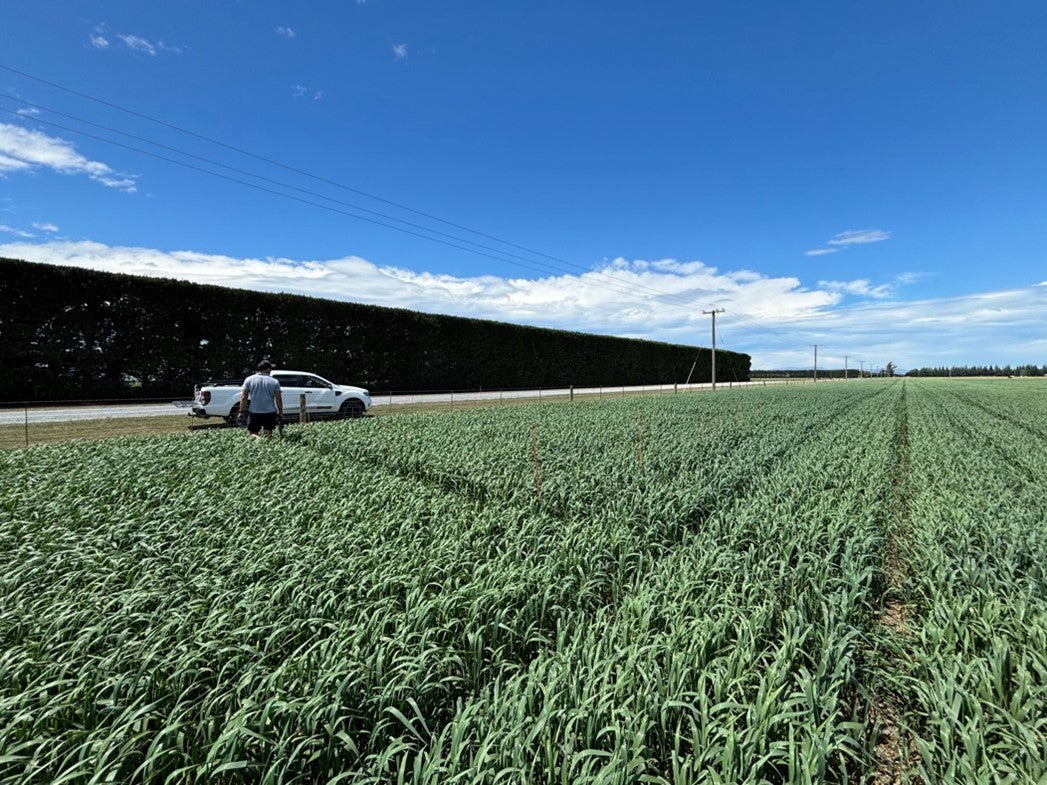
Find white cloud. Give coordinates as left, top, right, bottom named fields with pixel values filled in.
left=90, top=24, right=109, bottom=48
left=15, top=107, right=40, bottom=117
left=807, top=228, right=890, bottom=258
left=0, top=153, right=30, bottom=171
left=895, top=271, right=926, bottom=285
left=115, top=33, right=182, bottom=55
left=118, top=34, right=157, bottom=55
left=392, top=43, right=408, bottom=60
left=0, top=123, right=137, bottom=192
left=275, top=26, right=296, bottom=38
left=32, top=222, right=59, bottom=232
left=0, top=224, right=34, bottom=238
left=818, top=279, right=893, bottom=299
left=291, top=84, right=325, bottom=100
left=90, top=28, right=109, bottom=48
left=827, top=229, right=891, bottom=246
left=1, top=240, right=1042, bottom=371
left=0, top=241, right=836, bottom=329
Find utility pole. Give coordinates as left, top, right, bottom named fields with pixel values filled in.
left=844, top=355, right=849, bottom=380
left=858, top=360, right=865, bottom=378
left=811, top=344, right=818, bottom=382
left=703, top=308, right=725, bottom=390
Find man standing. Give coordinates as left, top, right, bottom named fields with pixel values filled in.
left=240, top=360, right=283, bottom=439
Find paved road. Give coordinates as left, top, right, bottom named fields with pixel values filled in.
left=0, top=380, right=799, bottom=425
left=0, top=403, right=189, bottom=425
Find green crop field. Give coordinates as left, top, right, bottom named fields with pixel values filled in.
left=1, top=380, right=1044, bottom=784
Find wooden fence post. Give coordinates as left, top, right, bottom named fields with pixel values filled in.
left=530, top=422, right=541, bottom=503
left=636, top=408, right=645, bottom=471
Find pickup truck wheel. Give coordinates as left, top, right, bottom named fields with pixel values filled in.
left=339, top=399, right=365, bottom=419
left=225, top=404, right=240, bottom=424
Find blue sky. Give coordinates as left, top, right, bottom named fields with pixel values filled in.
left=1, top=1, right=1044, bottom=372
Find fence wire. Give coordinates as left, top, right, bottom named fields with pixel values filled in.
left=0, top=379, right=822, bottom=448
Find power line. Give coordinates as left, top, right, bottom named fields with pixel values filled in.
left=1, top=63, right=620, bottom=281
left=1, top=64, right=831, bottom=351
left=2, top=99, right=745, bottom=319
left=10, top=105, right=779, bottom=328
left=3, top=91, right=728, bottom=309
left=717, top=311, right=801, bottom=346
left=2, top=95, right=628, bottom=285
left=1, top=65, right=532, bottom=250
left=0, top=66, right=780, bottom=315
left=0, top=106, right=568, bottom=277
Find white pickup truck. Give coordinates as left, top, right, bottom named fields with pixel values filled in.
left=190, top=370, right=372, bottom=423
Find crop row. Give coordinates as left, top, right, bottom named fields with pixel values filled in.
left=1, top=380, right=1043, bottom=782
left=876, top=381, right=1047, bottom=783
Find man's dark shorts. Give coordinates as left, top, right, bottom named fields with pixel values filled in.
left=247, top=411, right=278, bottom=434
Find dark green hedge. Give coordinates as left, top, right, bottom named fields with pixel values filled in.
left=0, top=258, right=750, bottom=401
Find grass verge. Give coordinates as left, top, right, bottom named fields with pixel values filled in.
left=0, top=415, right=213, bottom=449
left=3, top=388, right=705, bottom=449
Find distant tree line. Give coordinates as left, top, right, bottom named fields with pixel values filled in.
left=905, top=365, right=1046, bottom=377
left=751, top=369, right=883, bottom=379
left=0, top=258, right=750, bottom=402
